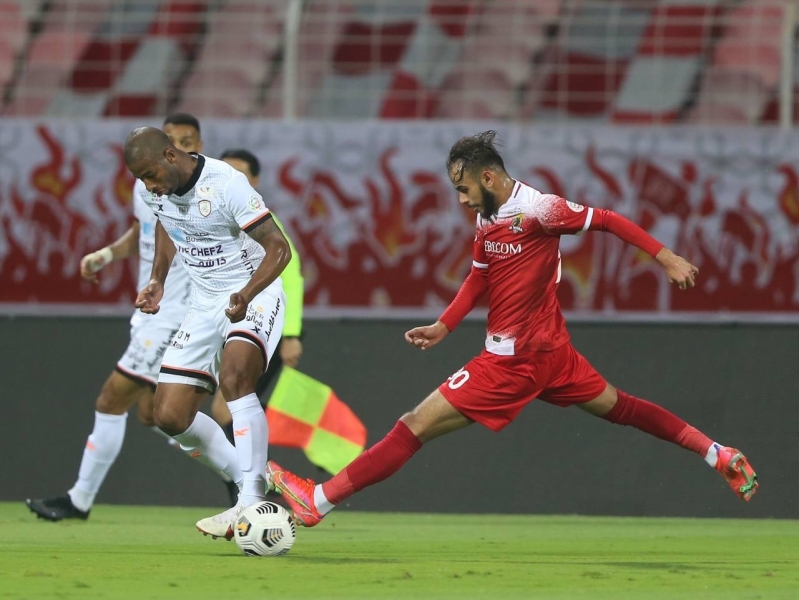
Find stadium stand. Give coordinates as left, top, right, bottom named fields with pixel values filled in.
left=0, top=0, right=796, bottom=123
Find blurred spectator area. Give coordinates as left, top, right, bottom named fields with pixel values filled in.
left=0, top=0, right=796, bottom=123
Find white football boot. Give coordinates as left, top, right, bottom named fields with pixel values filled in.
left=196, top=501, right=246, bottom=541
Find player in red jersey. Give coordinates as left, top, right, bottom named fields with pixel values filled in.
left=268, top=131, right=758, bottom=527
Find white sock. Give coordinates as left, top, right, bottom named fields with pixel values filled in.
left=228, top=393, right=268, bottom=506
left=705, top=442, right=721, bottom=467
left=152, top=424, right=232, bottom=481
left=68, top=412, right=127, bottom=512
left=314, top=484, right=335, bottom=515
left=149, top=425, right=180, bottom=447
left=173, top=412, right=242, bottom=487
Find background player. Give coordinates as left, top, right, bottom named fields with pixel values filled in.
left=25, top=114, right=204, bottom=521
left=269, top=131, right=759, bottom=527
left=125, top=127, right=291, bottom=539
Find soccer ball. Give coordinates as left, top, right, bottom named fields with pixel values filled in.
left=234, top=501, right=296, bottom=557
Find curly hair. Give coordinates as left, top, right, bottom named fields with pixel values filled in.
left=446, top=130, right=506, bottom=183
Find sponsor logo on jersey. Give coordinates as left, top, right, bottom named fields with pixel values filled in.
left=509, top=214, right=524, bottom=234
left=484, top=240, right=523, bottom=255
left=566, top=200, right=585, bottom=212
left=247, top=194, right=264, bottom=211
left=198, top=185, right=215, bottom=197
left=198, top=199, right=212, bottom=217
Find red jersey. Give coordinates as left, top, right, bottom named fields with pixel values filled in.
left=440, top=180, right=663, bottom=357
left=470, top=181, right=594, bottom=355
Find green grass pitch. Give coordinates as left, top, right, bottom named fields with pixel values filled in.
left=2, top=502, right=797, bottom=599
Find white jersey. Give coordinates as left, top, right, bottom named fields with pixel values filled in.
left=132, top=179, right=191, bottom=324
left=138, top=155, right=281, bottom=307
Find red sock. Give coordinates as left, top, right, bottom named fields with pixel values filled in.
left=603, top=390, right=712, bottom=457
left=322, top=420, right=422, bottom=505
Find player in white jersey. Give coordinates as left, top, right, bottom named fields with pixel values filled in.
left=25, top=114, right=220, bottom=522
left=125, top=127, right=291, bottom=540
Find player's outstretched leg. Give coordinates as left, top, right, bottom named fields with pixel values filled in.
left=594, top=387, right=758, bottom=501
left=270, top=420, right=424, bottom=527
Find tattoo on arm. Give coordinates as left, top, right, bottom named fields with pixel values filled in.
left=245, top=215, right=279, bottom=243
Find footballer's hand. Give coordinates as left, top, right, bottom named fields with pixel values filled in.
left=657, top=247, right=699, bottom=290
left=404, top=321, right=450, bottom=351
left=135, top=280, right=163, bottom=314
left=80, top=248, right=113, bottom=283
left=280, top=337, right=303, bottom=368
left=225, top=291, right=249, bottom=323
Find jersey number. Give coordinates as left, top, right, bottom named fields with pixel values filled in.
left=447, top=368, right=470, bottom=389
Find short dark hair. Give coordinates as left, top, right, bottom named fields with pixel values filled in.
left=163, top=113, right=201, bottom=134
left=446, top=130, right=506, bottom=183
left=220, top=148, right=261, bottom=178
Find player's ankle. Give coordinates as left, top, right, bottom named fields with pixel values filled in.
left=314, top=484, right=335, bottom=515
left=704, top=442, right=721, bottom=468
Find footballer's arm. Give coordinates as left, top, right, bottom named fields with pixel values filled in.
left=80, top=221, right=140, bottom=282
left=226, top=215, right=291, bottom=323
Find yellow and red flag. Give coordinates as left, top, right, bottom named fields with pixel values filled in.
left=265, top=367, right=366, bottom=475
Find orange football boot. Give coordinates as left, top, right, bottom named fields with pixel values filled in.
left=268, top=461, right=324, bottom=527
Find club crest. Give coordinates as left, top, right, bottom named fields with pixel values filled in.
left=566, top=200, right=585, bottom=213
left=198, top=199, right=212, bottom=217
left=247, top=194, right=264, bottom=211
left=509, top=214, right=524, bottom=234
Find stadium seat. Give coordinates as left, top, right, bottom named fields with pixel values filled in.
left=612, top=1, right=721, bottom=123
left=176, top=0, right=281, bottom=117
left=688, top=1, right=783, bottom=124
left=531, top=2, right=651, bottom=120
left=435, top=0, right=562, bottom=119
left=0, top=2, right=27, bottom=55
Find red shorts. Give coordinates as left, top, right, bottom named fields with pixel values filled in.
left=438, top=342, right=606, bottom=432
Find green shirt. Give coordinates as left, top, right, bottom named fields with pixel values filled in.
left=273, top=215, right=303, bottom=338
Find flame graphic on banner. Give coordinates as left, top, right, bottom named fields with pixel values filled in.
left=0, top=126, right=134, bottom=304
left=2, top=122, right=798, bottom=316
left=778, top=165, right=799, bottom=225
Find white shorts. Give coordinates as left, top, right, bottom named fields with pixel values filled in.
left=116, top=315, right=181, bottom=387
left=158, top=288, right=285, bottom=392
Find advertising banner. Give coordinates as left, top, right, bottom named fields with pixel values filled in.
left=2, top=120, right=797, bottom=320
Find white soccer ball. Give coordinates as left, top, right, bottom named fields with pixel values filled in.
left=234, top=501, right=296, bottom=557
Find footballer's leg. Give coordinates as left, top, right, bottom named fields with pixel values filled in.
left=194, top=340, right=267, bottom=540
left=580, top=384, right=758, bottom=500
left=542, top=344, right=758, bottom=501
left=209, top=389, right=244, bottom=507
left=218, top=338, right=269, bottom=507
left=154, top=380, right=245, bottom=540
left=26, top=370, right=146, bottom=521
left=270, top=388, right=472, bottom=527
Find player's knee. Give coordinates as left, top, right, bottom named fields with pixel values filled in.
left=399, top=412, right=426, bottom=439
left=137, top=408, right=155, bottom=427
left=218, top=369, right=258, bottom=401
left=95, top=378, right=133, bottom=415
left=153, top=403, right=191, bottom=436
